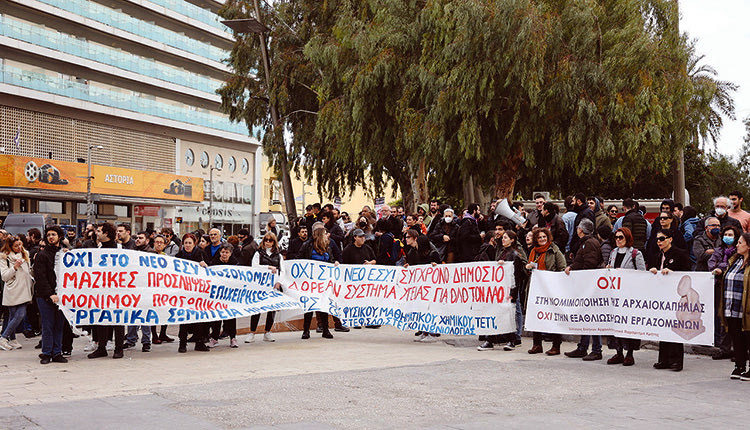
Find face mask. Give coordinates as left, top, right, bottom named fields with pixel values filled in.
left=723, top=236, right=735, bottom=246
left=710, top=228, right=721, bottom=236
left=715, top=208, right=727, bottom=216
left=359, top=221, right=367, bottom=227
left=444, top=216, right=453, bottom=224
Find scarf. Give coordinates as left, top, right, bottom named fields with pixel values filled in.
left=529, top=242, right=552, bottom=271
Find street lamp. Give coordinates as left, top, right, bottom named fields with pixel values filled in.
left=86, top=144, right=103, bottom=225
left=208, top=166, right=222, bottom=228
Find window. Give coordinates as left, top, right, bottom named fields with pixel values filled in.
left=185, top=149, right=195, bottom=166
left=38, top=200, right=64, bottom=214
left=214, top=154, right=223, bottom=169
left=227, top=156, right=236, bottom=173
left=241, top=158, right=249, bottom=174
left=200, top=151, right=209, bottom=168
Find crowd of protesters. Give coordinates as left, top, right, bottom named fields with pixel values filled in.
left=2, top=191, right=750, bottom=381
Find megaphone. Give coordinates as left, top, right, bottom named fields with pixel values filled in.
left=494, top=198, right=526, bottom=226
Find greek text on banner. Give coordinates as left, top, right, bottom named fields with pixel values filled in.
left=525, top=269, right=714, bottom=345
left=280, top=260, right=516, bottom=335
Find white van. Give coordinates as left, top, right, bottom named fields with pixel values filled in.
left=1, top=214, right=53, bottom=236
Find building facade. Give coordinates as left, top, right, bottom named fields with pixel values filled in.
left=0, top=0, right=262, bottom=236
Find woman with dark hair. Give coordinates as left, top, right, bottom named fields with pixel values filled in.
left=0, top=236, right=33, bottom=351
left=649, top=229, right=691, bottom=371
left=246, top=232, right=283, bottom=343
left=299, top=226, right=339, bottom=339
left=206, top=243, right=240, bottom=348
left=720, top=232, right=750, bottom=380
left=174, top=233, right=210, bottom=353
left=198, top=234, right=210, bottom=250
left=477, top=231, right=528, bottom=351
left=646, top=211, right=687, bottom=267
left=709, top=225, right=742, bottom=277
left=606, top=228, right=646, bottom=365
left=525, top=228, right=566, bottom=355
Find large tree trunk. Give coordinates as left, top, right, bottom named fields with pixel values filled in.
left=463, top=175, right=476, bottom=207
left=398, top=174, right=415, bottom=214
left=494, top=150, right=524, bottom=200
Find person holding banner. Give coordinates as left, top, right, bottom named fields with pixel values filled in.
left=719, top=232, right=750, bottom=380
left=174, top=233, right=210, bottom=353
left=606, top=227, right=646, bottom=366
left=88, top=223, right=126, bottom=359
left=34, top=226, right=67, bottom=364
left=564, top=219, right=604, bottom=361
left=525, top=227, right=566, bottom=355
left=247, top=232, right=284, bottom=343
left=206, top=243, right=240, bottom=348
left=650, top=229, right=691, bottom=371
left=299, top=225, right=339, bottom=339
left=478, top=231, right=528, bottom=351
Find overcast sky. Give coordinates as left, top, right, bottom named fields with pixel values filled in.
left=680, top=0, right=749, bottom=157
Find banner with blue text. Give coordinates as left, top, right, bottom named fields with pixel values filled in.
left=525, top=269, right=714, bottom=345
left=279, top=260, right=516, bottom=335
left=55, top=249, right=303, bottom=326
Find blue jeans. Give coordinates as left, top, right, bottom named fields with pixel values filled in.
left=2, top=304, right=27, bottom=340
left=577, top=335, right=602, bottom=353
left=37, top=298, right=65, bottom=357
left=127, top=325, right=152, bottom=345
left=514, top=300, right=524, bottom=342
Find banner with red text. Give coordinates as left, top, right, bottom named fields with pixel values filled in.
left=55, top=249, right=303, bottom=326
left=279, top=260, right=516, bottom=335
left=525, top=269, right=714, bottom=344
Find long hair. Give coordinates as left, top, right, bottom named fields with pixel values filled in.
left=312, top=227, right=329, bottom=255
left=0, top=236, right=29, bottom=262
left=262, top=232, right=279, bottom=253
left=503, top=230, right=520, bottom=251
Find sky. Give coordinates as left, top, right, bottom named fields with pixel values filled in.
left=680, top=0, right=750, bottom=157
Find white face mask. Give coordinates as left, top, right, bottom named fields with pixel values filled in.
left=715, top=207, right=727, bottom=216
left=444, top=216, right=453, bottom=224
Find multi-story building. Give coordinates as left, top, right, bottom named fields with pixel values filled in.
left=0, top=0, right=262, bottom=237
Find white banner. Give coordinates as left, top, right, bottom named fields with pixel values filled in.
left=55, top=249, right=303, bottom=326
left=280, top=260, right=516, bottom=335
left=525, top=269, right=714, bottom=345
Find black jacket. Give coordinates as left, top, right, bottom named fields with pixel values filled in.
left=343, top=243, right=376, bottom=264
left=652, top=246, right=691, bottom=272
left=570, top=205, right=595, bottom=251
left=456, top=216, right=482, bottom=262
left=33, top=245, right=60, bottom=299
left=621, top=208, right=648, bottom=252
left=406, top=248, right=441, bottom=266
left=175, top=247, right=204, bottom=263
left=237, top=238, right=257, bottom=266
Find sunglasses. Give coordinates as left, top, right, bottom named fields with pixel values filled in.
left=609, top=210, right=618, bottom=213
left=656, top=236, right=668, bottom=242
left=614, top=235, right=625, bottom=240
left=264, top=238, right=274, bottom=242
left=658, top=216, right=670, bottom=221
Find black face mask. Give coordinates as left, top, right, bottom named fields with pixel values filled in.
left=359, top=221, right=367, bottom=227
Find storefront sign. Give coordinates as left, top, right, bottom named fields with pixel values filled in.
left=0, top=155, right=203, bottom=202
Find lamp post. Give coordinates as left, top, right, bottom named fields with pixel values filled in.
left=86, top=144, right=103, bottom=225
left=208, top=166, right=222, bottom=228
left=222, top=4, right=298, bottom=225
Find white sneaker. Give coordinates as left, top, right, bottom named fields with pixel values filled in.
left=413, top=333, right=428, bottom=342
left=208, top=338, right=219, bottom=348
left=420, top=335, right=438, bottom=343
left=230, top=338, right=238, bottom=348
left=0, top=337, right=12, bottom=351
left=244, top=333, right=255, bottom=343
left=263, top=332, right=275, bottom=342
left=106, top=341, right=114, bottom=351
left=9, top=339, right=22, bottom=349
left=83, top=341, right=97, bottom=352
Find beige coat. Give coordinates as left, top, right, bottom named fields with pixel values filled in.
left=1, top=252, right=34, bottom=306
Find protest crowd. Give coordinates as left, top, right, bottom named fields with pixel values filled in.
left=2, top=191, right=750, bottom=381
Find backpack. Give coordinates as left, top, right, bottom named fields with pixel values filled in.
left=383, top=232, right=405, bottom=265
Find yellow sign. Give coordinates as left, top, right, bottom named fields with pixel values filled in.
left=0, top=155, right=203, bottom=202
